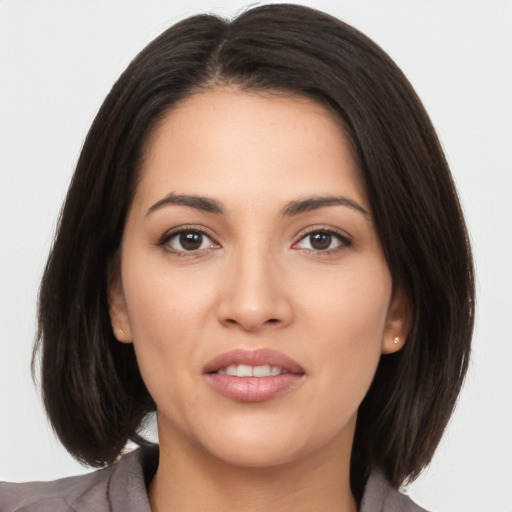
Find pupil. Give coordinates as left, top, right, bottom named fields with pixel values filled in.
left=311, top=232, right=331, bottom=250
left=180, top=232, right=202, bottom=250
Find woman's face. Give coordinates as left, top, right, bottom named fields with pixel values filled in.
left=109, top=89, right=408, bottom=469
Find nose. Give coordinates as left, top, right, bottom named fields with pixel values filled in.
left=216, top=247, right=293, bottom=332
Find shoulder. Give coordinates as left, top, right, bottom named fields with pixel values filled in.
left=0, top=446, right=157, bottom=512
left=361, top=472, right=431, bottom=512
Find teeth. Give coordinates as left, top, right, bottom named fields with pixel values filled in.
left=253, top=365, right=271, bottom=377
left=218, top=364, right=284, bottom=377
left=236, top=364, right=253, bottom=377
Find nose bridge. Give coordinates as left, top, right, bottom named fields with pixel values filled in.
left=217, top=236, right=292, bottom=331
left=236, top=238, right=276, bottom=301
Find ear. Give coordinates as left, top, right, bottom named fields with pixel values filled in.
left=108, top=273, right=132, bottom=344
left=381, top=286, right=410, bottom=354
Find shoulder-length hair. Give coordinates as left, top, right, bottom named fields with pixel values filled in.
left=35, top=3, right=474, bottom=500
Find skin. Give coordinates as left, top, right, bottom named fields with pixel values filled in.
left=109, top=88, right=409, bottom=511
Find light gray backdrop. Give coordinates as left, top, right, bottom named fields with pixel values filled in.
left=1, top=1, right=511, bottom=510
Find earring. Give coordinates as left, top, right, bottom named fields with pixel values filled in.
left=393, top=337, right=399, bottom=344
left=116, top=328, right=125, bottom=336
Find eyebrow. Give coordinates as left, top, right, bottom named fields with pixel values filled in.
left=146, top=193, right=224, bottom=216
left=281, top=196, right=369, bottom=217
left=146, top=193, right=368, bottom=218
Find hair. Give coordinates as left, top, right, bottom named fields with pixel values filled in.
left=34, top=3, right=474, bottom=501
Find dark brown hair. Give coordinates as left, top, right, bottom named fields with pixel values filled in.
left=35, top=3, right=474, bottom=500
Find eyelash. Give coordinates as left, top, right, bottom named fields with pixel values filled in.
left=158, top=226, right=352, bottom=257
left=158, top=226, right=219, bottom=257
left=292, top=228, right=352, bottom=255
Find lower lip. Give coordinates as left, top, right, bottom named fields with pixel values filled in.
left=204, top=374, right=304, bottom=402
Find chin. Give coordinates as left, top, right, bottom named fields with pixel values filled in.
left=196, top=416, right=349, bottom=470
left=207, top=436, right=308, bottom=469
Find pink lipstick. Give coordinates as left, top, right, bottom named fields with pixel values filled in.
left=203, top=348, right=305, bottom=402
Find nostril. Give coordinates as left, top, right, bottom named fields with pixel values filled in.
left=223, top=317, right=280, bottom=328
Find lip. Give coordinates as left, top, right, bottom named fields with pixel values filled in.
left=203, top=348, right=304, bottom=374
left=203, top=348, right=305, bottom=402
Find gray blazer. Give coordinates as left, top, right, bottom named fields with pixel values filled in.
left=0, top=447, right=429, bottom=511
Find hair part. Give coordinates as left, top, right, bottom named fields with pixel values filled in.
left=34, top=3, right=474, bottom=500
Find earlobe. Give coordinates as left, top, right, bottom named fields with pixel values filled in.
left=382, top=286, right=410, bottom=354
left=108, top=275, right=132, bottom=343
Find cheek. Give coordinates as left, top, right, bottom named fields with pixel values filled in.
left=122, top=269, right=205, bottom=435
left=119, top=252, right=218, bottom=401
left=299, top=258, right=392, bottom=342
left=299, top=259, right=392, bottom=401
left=121, top=251, right=213, bottom=340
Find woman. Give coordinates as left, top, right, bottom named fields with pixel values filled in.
left=0, top=4, right=474, bottom=511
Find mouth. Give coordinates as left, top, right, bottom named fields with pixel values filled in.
left=215, top=364, right=292, bottom=377
left=203, top=348, right=305, bottom=402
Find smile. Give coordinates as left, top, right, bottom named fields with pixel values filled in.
left=215, top=364, right=290, bottom=377
left=203, top=349, right=305, bottom=402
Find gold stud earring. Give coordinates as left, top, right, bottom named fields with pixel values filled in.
left=393, top=337, right=399, bottom=344
left=117, top=328, right=125, bottom=336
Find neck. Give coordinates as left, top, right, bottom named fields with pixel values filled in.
left=149, top=423, right=358, bottom=512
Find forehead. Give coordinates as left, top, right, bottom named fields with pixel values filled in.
left=136, top=88, right=368, bottom=211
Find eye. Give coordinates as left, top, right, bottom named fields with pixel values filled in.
left=294, top=230, right=350, bottom=252
left=164, top=230, right=217, bottom=253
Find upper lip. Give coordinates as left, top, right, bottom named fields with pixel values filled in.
left=203, top=348, right=305, bottom=375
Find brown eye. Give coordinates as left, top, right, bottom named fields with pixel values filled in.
left=180, top=232, right=203, bottom=251
left=166, top=230, right=213, bottom=252
left=294, top=230, right=350, bottom=253
left=309, top=232, right=332, bottom=250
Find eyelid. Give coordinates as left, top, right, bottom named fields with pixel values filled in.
left=292, top=226, right=353, bottom=253
left=158, top=225, right=221, bottom=254
left=157, top=224, right=351, bottom=256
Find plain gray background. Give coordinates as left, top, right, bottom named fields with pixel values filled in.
left=1, top=1, right=511, bottom=510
